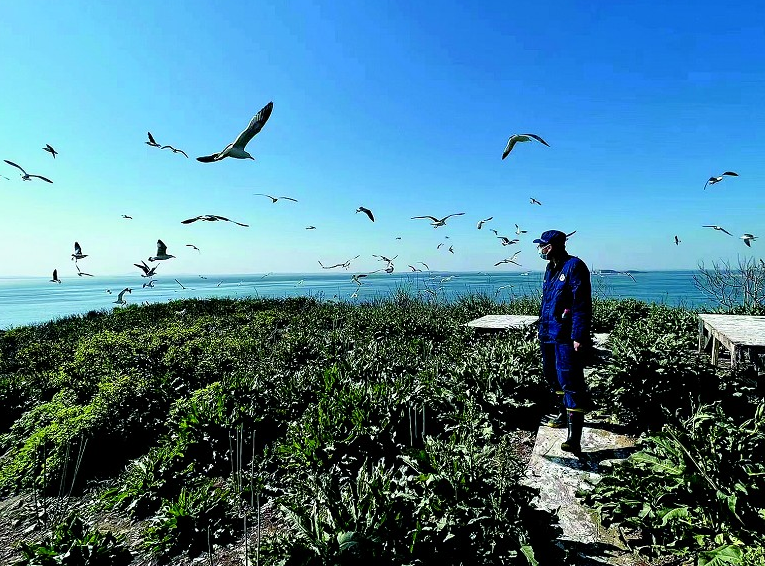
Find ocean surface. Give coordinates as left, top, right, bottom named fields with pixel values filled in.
left=0, top=270, right=717, bottom=330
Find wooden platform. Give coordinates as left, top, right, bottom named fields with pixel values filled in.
left=465, top=314, right=539, bottom=330
left=698, top=314, right=765, bottom=369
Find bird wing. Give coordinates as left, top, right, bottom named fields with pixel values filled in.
left=442, top=213, right=465, bottom=221
left=28, top=175, right=53, bottom=183
left=4, top=160, right=28, bottom=176
left=720, top=227, right=733, bottom=236
left=412, top=216, right=439, bottom=222
left=177, top=149, right=189, bottom=158
left=254, top=193, right=276, bottom=200
left=744, top=239, right=751, bottom=247
left=157, top=240, right=168, bottom=255
left=147, top=132, right=157, bottom=145
left=160, top=145, right=173, bottom=150
left=419, top=262, right=430, bottom=270
left=74, top=242, right=82, bottom=255
left=174, top=278, right=186, bottom=289
left=134, top=263, right=149, bottom=274
left=181, top=216, right=201, bottom=224
left=52, top=269, right=57, bottom=279
left=502, top=136, right=518, bottom=159
left=280, top=196, right=298, bottom=202
left=566, top=230, right=577, bottom=238
left=703, top=178, right=713, bottom=190
left=196, top=153, right=219, bottom=163
left=523, top=133, right=550, bottom=147
left=232, top=101, right=274, bottom=149
left=722, top=171, right=738, bottom=177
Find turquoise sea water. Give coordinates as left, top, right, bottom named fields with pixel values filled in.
left=0, top=270, right=715, bottom=330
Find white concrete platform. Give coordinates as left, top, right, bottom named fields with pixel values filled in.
left=465, top=314, right=539, bottom=330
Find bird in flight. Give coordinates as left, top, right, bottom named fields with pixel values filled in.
left=149, top=240, right=175, bottom=261
left=674, top=235, right=681, bottom=246
left=448, top=245, right=454, bottom=254
left=498, top=236, right=519, bottom=246
left=186, top=244, right=201, bottom=253
left=254, top=193, right=298, bottom=203
left=318, top=255, right=360, bottom=270
left=489, top=228, right=499, bottom=235
left=114, top=288, right=132, bottom=305
left=71, top=242, right=88, bottom=261
left=408, top=265, right=422, bottom=272
left=411, top=213, right=465, bottom=227
left=182, top=214, right=249, bottom=227
left=530, top=197, right=542, bottom=206
left=476, top=217, right=493, bottom=230
left=134, top=260, right=159, bottom=277
left=75, top=264, right=94, bottom=277
left=704, top=171, right=738, bottom=190
left=121, top=214, right=133, bottom=219
left=437, top=243, right=444, bottom=250
left=373, top=254, right=397, bottom=265
left=50, top=269, right=61, bottom=283
left=502, top=133, right=550, bottom=160
left=197, top=101, right=273, bottom=162
left=356, top=206, right=375, bottom=222
left=351, top=273, right=369, bottom=285
left=4, top=160, right=52, bottom=183
left=418, top=262, right=430, bottom=270
left=703, top=225, right=733, bottom=236
left=142, top=279, right=157, bottom=288
left=160, top=145, right=189, bottom=158
left=741, top=233, right=757, bottom=247
left=43, top=144, right=58, bottom=158
left=305, top=226, right=316, bottom=230
left=146, top=132, right=161, bottom=148
left=620, top=271, right=637, bottom=282
left=174, top=278, right=187, bottom=289
left=494, top=251, right=522, bottom=267
left=515, top=224, right=527, bottom=235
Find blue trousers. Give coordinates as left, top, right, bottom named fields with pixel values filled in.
left=540, top=341, right=590, bottom=411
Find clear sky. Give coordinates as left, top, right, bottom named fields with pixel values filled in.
left=1, top=2, right=763, bottom=276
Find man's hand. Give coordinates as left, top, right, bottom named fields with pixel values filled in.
left=573, top=340, right=582, bottom=352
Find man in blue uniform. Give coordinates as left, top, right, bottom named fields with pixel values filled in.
left=534, top=230, right=592, bottom=453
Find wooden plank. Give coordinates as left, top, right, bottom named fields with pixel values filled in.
left=465, top=314, right=539, bottom=330
left=698, top=314, right=765, bottom=347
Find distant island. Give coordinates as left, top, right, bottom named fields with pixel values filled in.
left=597, top=269, right=644, bottom=274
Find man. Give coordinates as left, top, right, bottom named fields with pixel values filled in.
left=534, top=229, right=592, bottom=453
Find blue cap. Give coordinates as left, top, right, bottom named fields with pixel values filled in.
left=533, top=230, right=567, bottom=246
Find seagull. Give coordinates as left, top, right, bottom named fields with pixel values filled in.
left=704, top=171, right=738, bottom=190
left=182, top=214, right=248, bottom=227
left=75, top=264, right=94, bottom=277
left=174, top=278, right=187, bottom=289
left=408, top=265, right=422, bottom=272
left=197, top=101, right=273, bottom=162
left=356, top=206, right=375, bottom=222
left=134, top=260, right=159, bottom=277
left=498, top=236, right=519, bottom=246
left=43, top=144, right=58, bottom=158
left=319, top=255, right=360, bottom=269
left=4, top=160, right=53, bottom=183
left=437, top=243, right=444, bottom=250
left=186, top=244, right=201, bottom=253
left=489, top=228, right=499, bottom=235
left=149, top=240, right=175, bottom=261
left=105, top=289, right=112, bottom=294
left=703, top=225, right=733, bottom=236
left=199, top=275, right=208, bottom=279
left=502, top=133, right=550, bottom=160
left=142, top=279, right=157, bottom=288
left=741, top=233, right=757, bottom=247
left=114, top=288, right=132, bottom=305
left=71, top=242, right=88, bottom=261
left=254, top=193, right=298, bottom=203
left=373, top=254, right=397, bottom=264
left=418, top=262, right=430, bottom=270
left=477, top=217, right=493, bottom=229
left=495, top=256, right=522, bottom=267
left=530, top=197, right=542, bottom=206
left=146, top=132, right=161, bottom=148
left=515, top=224, right=527, bottom=235
left=50, top=269, right=61, bottom=283
left=160, top=145, right=188, bottom=158
left=351, top=274, right=369, bottom=285
left=306, top=226, right=316, bottom=230
left=122, top=214, right=133, bottom=219
left=411, top=213, right=465, bottom=227
left=448, top=245, right=454, bottom=254
left=674, top=235, right=681, bottom=246
left=395, top=236, right=402, bottom=240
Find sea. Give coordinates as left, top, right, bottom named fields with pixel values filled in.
left=0, top=270, right=717, bottom=330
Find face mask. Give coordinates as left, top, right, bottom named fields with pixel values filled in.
left=539, top=252, right=549, bottom=260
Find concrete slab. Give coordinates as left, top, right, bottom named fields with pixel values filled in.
left=465, top=314, right=539, bottom=330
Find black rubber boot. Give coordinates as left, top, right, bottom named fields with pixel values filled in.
left=561, top=411, right=584, bottom=453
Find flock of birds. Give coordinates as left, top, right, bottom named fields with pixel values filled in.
left=3, top=100, right=758, bottom=305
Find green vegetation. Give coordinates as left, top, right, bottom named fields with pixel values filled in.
left=0, top=293, right=762, bottom=564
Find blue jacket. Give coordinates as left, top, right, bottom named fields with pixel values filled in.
left=538, top=254, right=592, bottom=343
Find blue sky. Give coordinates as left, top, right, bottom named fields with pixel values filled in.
left=1, top=1, right=763, bottom=276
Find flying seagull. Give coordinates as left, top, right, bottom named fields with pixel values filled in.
left=448, top=245, right=454, bottom=254
left=146, top=132, right=161, bottom=148
left=356, top=206, right=375, bottom=222
left=502, top=133, right=550, bottom=160
left=174, top=278, right=187, bottom=289
left=50, top=269, right=61, bottom=283
left=498, top=236, right=519, bottom=246
left=71, top=242, right=88, bottom=261
left=674, top=235, right=681, bottom=246
left=318, top=255, right=360, bottom=270
left=373, top=254, right=397, bottom=265
left=477, top=217, right=493, bottom=230
left=43, top=144, right=58, bottom=158
left=134, top=260, right=159, bottom=277
left=306, top=226, right=316, bottom=230
left=418, top=262, right=430, bottom=270
left=494, top=253, right=522, bottom=267
left=142, top=279, right=157, bottom=288
left=515, top=224, right=527, bottom=235
left=182, top=214, right=249, bottom=227
left=4, top=160, right=53, bottom=183
left=254, top=193, right=298, bottom=203
left=741, top=233, right=757, bottom=247
left=122, top=214, right=132, bottom=219
left=351, top=273, right=369, bottom=285
left=530, top=197, right=542, bottom=206
left=160, top=145, right=189, bottom=158
left=149, top=240, right=175, bottom=261
left=408, top=265, right=422, bottom=272
left=114, top=288, right=132, bottom=305
left=186, top=244, right=201, bottom=253
left=702, top=225, right=733, bottom=236
left=411, top=212, right=465, bottom=227
left=197, top=101, right=273, bottom=162
left=76, top=264, right=94, bottom=277
left=704, top=171, right=738, bottom=190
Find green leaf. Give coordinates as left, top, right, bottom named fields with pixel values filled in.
left=697, top=544, right=744, bottom=566
left=520, top=544, right=539, bottom=566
